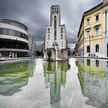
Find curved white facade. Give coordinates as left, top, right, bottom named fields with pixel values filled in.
left=0, top=19, right=31, bottom=58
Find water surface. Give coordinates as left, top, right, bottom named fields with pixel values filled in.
left=0, top=58, right=108, bottom=108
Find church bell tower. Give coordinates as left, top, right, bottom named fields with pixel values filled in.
left=43, top=5, right=68, bottom=60
left=50, top=5, right=61, bottom=26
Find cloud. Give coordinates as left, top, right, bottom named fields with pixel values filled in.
left=0, top=0, right=102, bottom=50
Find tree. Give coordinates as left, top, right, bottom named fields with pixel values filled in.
left=36, top=51, right=41, bottom=56
left=68, top=49, right=71, bottom=56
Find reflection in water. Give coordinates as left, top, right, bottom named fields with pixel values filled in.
left=43, top=61, right=70, bottom=108
left=77, top=59, right=108, bottom=108
left=0, top=60, right=35, bottom=96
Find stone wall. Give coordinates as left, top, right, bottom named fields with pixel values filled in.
left=58, top=49, right=68, bottom=60
left=44, top=48, right=68, bottom=61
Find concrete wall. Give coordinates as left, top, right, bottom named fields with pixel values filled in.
left=44, top=48, right=68, bottom=60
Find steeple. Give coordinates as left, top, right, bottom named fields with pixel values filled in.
left=50, top=5, right=61, bottom=26
left=50, top=5, right=60, bottom=15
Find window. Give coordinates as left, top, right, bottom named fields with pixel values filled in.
left=54, top=31, right=56, bottom=40
left=0, top=28, right=4, bottom=34
left=95, top=26, right=100, bottom=36
left=61, top=28, right=63, bottom=33
left=54, top=16, right=57, bottom=40
left=95, top=14, right=99, bottom=22
left=61, top=34, right=63, bottom=39
left=56, top=8, right=58, bottom=12
left=0, top=28, right=28, bottom=40
left=4, top=29, right=9, bottom=35
left=20, top=33, right=23, bottom=38
left=87, top=46, right=90, bottom=53
left=86, top=18, right=90, bottom=25
left=9, top=29, right=14, bottom=35
left=46, top=42, right=49, bottom=48
left=0, top=28, right=2, bottom=34
left=86, top=29, right=90, bottom=38
left=48, top=28, right=50, bottom=33
left=105, top=11, right=107, bottom=33
left=61, top=41, right=63, bottom=48
left=96, top=60, right=99, bottom=67
left=87, top=59, right=90, bottom=66
left=96, top=44, right=99, bottom=52
left=1, top=20, right=27, bottom=31
left=54, top=16, right=57, bottom=29
left=48, top=35, right=50, bottom=40
left=14, top=31, right=18, bottom=36
left=54, top=37, right=56, bottom=40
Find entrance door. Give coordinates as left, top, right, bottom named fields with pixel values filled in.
left=107, top=44, right=108, bottom=57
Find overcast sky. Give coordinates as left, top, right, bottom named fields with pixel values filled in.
left=0, top=0, right=102, bottom=51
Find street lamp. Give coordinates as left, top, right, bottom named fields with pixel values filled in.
left=89, top=35, right=90, bottom=56
left=89, top=35, right=93, bottom=57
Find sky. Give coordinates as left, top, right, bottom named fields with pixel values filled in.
left=0, top=0, right=102, bottom=51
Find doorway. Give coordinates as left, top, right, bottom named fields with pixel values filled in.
left=107, top=44, right=108, bottom=57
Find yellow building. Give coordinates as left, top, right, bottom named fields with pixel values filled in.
left=77, top=0, right=108, bottom=57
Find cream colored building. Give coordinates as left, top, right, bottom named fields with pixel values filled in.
left=77, top=58, right=108, bottom=108
left=77, top=0, right=108, bottom=57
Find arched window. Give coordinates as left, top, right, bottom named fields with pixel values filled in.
left=61, top=41, right=63, bottom=48
left=54, top=16, right=56, bottom=29
left=48, top=35, right=50, bottom=40
left=61, top=28, right=63, bottom=33
left=54, top=16, right=57, bottom=40
left=61, top=34, right=63, bottom=39
left=47, top=42, right=48, bottom=48
left=48, top=28, right=50, bottom=33
left=96, top=44, right=99, bottom=52
left=57, top=8, right=58, bottom=14
left=87, top=46, right=90, bottom=53
left=105, top=11, right=107, bottom=33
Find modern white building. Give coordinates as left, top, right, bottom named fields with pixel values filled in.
left=29, top=35, right=36, bottom=57
left=43, top=5, right=68, bottom=60
left=0, top=19, right=36, bottom=58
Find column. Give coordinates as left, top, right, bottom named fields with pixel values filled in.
left=12, top=52, right=14, bottom=58
left=103, top=11, right=105, bottom=35
left=106, top=9, right=108, bottom=35
left=15, top=53, right=17, bottom=58
left=103, top=10, right=107, bottom=57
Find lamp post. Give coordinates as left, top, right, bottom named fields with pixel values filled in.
left=83, top=37, right=84, bottom=57
left=89, top=35, right=90, bottom=56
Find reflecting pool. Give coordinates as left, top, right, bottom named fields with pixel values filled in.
left=77, top=58, right=108, bottom=108
left=0, top=59, right=35, bottom=96
left=0, top=58, right=108, bottom=108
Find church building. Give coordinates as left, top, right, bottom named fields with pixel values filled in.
left=43, top=5, right=68, bottom=60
